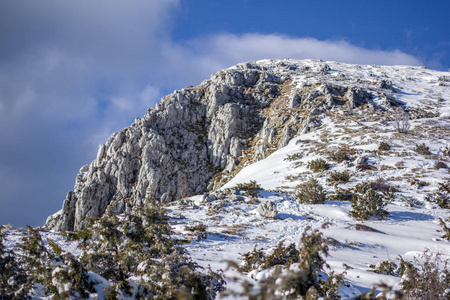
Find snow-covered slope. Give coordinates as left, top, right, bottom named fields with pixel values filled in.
left=166, top=60, right=450, bottom=297
left=3, top=59, right=450, bottom=298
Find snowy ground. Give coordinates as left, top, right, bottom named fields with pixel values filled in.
left=167, top=60, right=450, bottom=297
left=3, top=60, right=450, bottom=298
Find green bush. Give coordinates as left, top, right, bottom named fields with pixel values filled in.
left=327, top=170, right=351, bottom=183
left=284, top=152, right=303, bottom=162
left=369, top=260, right=398, bottom=276
left=241, top=241, right=299, bottom=272
left=0, top=226, right=34, bottom=299
left=307, top=158, right=330, bottom=172
left=350, top=182, right=392, bottom=220
left=234, top=180, right=262, bottom=197
left=234, top=226, right=343, bottom=299
left=400, top=250, right=450, bottom=300
left=77, top=201, right=225, bottom=299
left=439, top=218, right=450, bottom=241
left=378, top=142, right=390, bottom=151
left=439, top=178, right=450, bottom=193
left=425, top=192, right=450, bottom=209
left=295, top=178, right=327, bottom=204
left=414, top=143, right=431, bottom=155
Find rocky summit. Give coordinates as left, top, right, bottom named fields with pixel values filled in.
left=45, top=59, right=447, bottom=231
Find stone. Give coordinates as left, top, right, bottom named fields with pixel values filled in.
left=257, top=201, right=278, bottom=219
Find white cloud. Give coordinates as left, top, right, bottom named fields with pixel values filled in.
left=161, top=34, right=423, bottom=87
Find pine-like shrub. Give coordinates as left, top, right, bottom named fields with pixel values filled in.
left=307, top=158, right=330, bottom=172
left=20, top=226, right=94, bottom=298
left=234, top=180, right=262, bottom=197
left=378, top=141, right=390, bottom=151
left=327, top=171, right=351, bottom=183
left=425, top=192, right=450, bottom=209
left=239, top=227, right=343, bottom=300
left=0, top=226, right=34, bottom=299
left=414, top=143, right=431, bottom=155
left=234, top=226, right=343, bottom=299
left=350, top=182, right=392, bottom=220
left=19, top=226, right=56, bottom=295
left=400, top=250, right=450, bottom=299
left=78, top=201, right=225, bottom=299
left=295, top=178, right=327, bottom=204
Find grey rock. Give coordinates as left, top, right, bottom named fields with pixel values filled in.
left=45, top=59, right=390, bottom=231
left=355, top=155, right=368, bottom=165
left=257, top=201, right=278, bottom=219
left=346, top=87, right=371, bottom=108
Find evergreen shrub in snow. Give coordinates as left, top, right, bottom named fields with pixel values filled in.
left=78, top=201, right=225, bottom=299
left=307, top=158, right=330, bottom=172
left=326, top=145, right=354, bottom=163
left=295, top=178, right=327, bottom=204
left=414, top=143, right=431, bottom=155
left=350, top=181, right=392, bottom=220
left=378, top=141, right=390, bottom=151
left=234, top=180, right=262, bottom=197
left=0, top=226, right=33, bottom=299
left=400, top=250, right=450, bottom=300
left=425, top=192, right=450, bottom=209
left=327, top=170, right=351, bottom=183
left=235, top=225, right=344, bottom=299
left=20, top=226, right=94, bottom=298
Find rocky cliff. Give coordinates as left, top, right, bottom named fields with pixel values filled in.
left=46, top=59, right=419, bottom=231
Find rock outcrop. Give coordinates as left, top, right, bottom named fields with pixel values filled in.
left=46, top=59, right=400, bottom=231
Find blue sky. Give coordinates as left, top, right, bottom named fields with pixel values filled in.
left=0, top=0, right=449, bottom=227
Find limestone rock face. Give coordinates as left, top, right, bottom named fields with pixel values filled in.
left=46, top=59, right=382, bottom=231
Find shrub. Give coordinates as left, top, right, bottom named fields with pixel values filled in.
left=284, top=152, right=303, bottom=162
left=326, top=146, right=354, bottom=163
left=378, top=141, right=390, bottom=151
left=185, top=223, right=208, bottom=240
left=0, top=226, right=34, bottom=299
left=257, top=201, right=278, bottom=219
left=331, top=187, right=354, bottom=202
left=369, top=260, right=398, bottom=276
left=425, top=192, right=450, bottom=209
left=307, top=158, right=330, bottom=172
left=295, top=178, right=327, bottom=204
left=442, top=146, right=450, bottom=157
left=414, top=143, right=431, bottom=155
left=234, top=180, right=262, bottom=197
left=241, top=241, right=299, bottom=272
left=234, top=226, right=343, bottom=299
left=393, top=110, right=410, bottom=133
left=78, top=201, right=225, bottom=299
left=350, top=182, right=392, bottom=220
left=439, top=218, right=450, bottom=241
left=327, top=170, right=351, bottom=183
left=373, top=178, right=398, bottom=194
left=400, top=249, right=450, bottom=300
left=356, top=163, right=377, bottom=171
left=438, top=178, right=450, bottom=193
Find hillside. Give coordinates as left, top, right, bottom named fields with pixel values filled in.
left=2, top=59, right=450, bottom=299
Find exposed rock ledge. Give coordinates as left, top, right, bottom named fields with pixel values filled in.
left=46, top=59, right=393, bottom=231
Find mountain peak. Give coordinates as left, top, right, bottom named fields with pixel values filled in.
left=45, top=59, right=448, bottom=231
